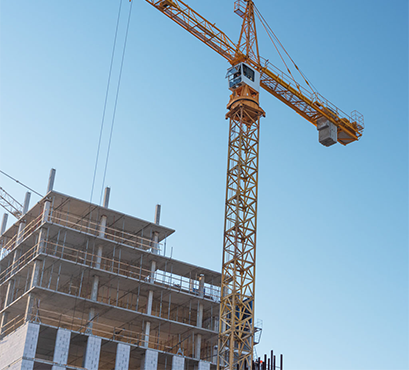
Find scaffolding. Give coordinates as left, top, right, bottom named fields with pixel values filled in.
left=0, top=189, right=222, bottom=370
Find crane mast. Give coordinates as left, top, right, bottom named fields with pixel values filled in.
left=143, top=0, right=364, bottom=368
left=218, top=2, right=262, bottom=368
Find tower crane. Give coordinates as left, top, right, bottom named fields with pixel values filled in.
left=0, top=187, right=23, bottom=219
left=141, top=0, right=364, bottom=369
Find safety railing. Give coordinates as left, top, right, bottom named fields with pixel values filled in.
left=0, top=314, right=24, bottom=338
left=261, top=58, right=364, bottom=133
left=0, top=214, right=42, bottom=255
left=49, top=210, right=166, bottom=256
left=0, top=238, right=221, bottom=315
left=0, top=244, right=38, bottom=286
left=39, top=239, right=221, bottom=301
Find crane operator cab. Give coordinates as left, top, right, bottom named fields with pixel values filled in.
left=226, top=62, right=260, bottom=92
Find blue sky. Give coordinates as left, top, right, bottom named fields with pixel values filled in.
left=1, top=1, right=408, bottom=369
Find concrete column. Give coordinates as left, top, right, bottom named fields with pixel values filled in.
left=2, top=249, right=20, bottom=298
left=197, top=303, right=203, bottom=328
left=0, top=269, right=14, bottom=334
left=38, top=169, right=56, bottom=253
left=146, top=290, right=154, bottom=315
left=52, top=328, right=71, bottom=369
left=0, top=213, right=8, bottom=261
left=195, top=281, right=204, bottom=361
left=3, top=278, right=14, bottom=307
left=152, top=232, right=159, bottom=254
left=87, top=307, right=97, bottom=333
left=103, top=187, right=110, bottom=209
left=154, top=204, right=161, bottom=225
left=24, top=259, right=42, bottom=321
left=95, top=246, right=103, bottom=269
left=171, top=355, right=185, bottom=370
left=152, top=204, right=161, bottom=254
left=0, top=213, right=8, bottom=237
left=141, top=349, right=158, bottom=370
left=83, top=336, right=102, bottom=370
left=212, top=345, right=218, bottom=364
left=30, top=259, right=42, bottom=288
left=144, top=288, right=153, bottom=346
left=144, top=259, right=156, bottom=347
left=194, top=334, right=202, bottom=359
left=114, top=343, right=130, bottom=370
left=86, top=189, right=109, bottom=334
left=16, top=192, right=31, bottom=246
left=46, top=169, right=56, bottom=195
left=87, top=274, right=99, bottom=332
left=198, top=274, right=205, bottom=297
left=98, top=217, right=107, bottom=239
left=24, top=293, right=36, bottom=321
left=0, top=312, right=8, bottom=337
left=144, top=321, right=151, bottom=348
left=90, top=275, right=99, bottom=300
left=150, top=260, right=156, bottom=283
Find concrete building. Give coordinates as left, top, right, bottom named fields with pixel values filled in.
left=0, top=173, right=221, bottom=370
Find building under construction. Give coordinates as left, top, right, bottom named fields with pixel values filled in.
left=0, top=171, right=222, bottom=370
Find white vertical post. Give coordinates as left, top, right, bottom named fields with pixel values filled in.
left=87, top=187, right=110, bottom=334
left=0, top=213, right=8, bottom=235
left=16, top=192, right=31, bottom=246
left=52, top=328, right=71, bottom=369
left=195, top=274, right=204, bottom=361
left=21, top=322, right=40, bottom=370
left=24, top=259, right=42, bottom=322
left=114, top=343, right=130, bottom=370
left=47, top=168, right=56, bottom=194
left=39, top=169, right=56, bottom=253
left=0, top=213, right=8, bottom=267
left=194, top=334, right=202, bottom=359
left=172, top=355, right=185, bottom=370
left=141, top=349, right=158, bottom=370
left=0, top=311, right=8, bottom=336
left=152, top=204, right=161, bottom=254
left=144, top=258, right=156, bottom=347
left=83, top=336, right=102, bottom=370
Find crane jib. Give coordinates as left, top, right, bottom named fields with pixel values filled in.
left=148, top=0, right=363, bottom=146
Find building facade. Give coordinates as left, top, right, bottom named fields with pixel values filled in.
left=0, top=183, right=221, bottom=370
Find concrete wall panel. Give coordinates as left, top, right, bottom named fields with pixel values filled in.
left=141, top=349, right=158, bottom=370
left=197, top=361, right=210, bottom=370
left=114, top=343, right=130, bottom=370
left=83, top=336, right=101, bottom=370
left=171, top=355, right=185, bottom=370
left=53, top=328, right=71, bottom=366
left=0, top=322, right=39, bottom=370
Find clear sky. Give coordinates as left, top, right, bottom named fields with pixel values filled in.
left=1, top=1, right=408, bottom=369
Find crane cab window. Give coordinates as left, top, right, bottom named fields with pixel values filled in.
left=243, top=64, right=255, bottom=82
left=226, top=65, right=242, bottom=89
left=226, top=63, right=258, bottom=90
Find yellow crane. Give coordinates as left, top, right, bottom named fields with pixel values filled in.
left=141, top=0, right=364, bottom=368
left=0, top=187, right=23, bottom=219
